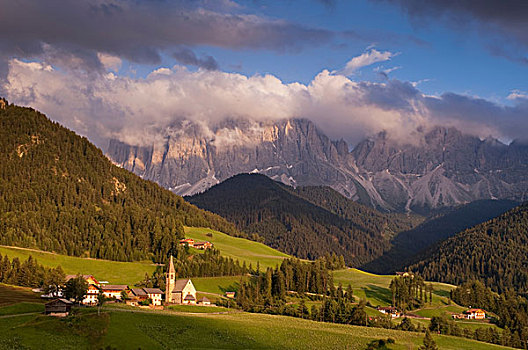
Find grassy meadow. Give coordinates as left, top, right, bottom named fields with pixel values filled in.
left=0, top=284, right=45, bottom=306
left=184, top=226, right=290, bottom=269
left=333, top=268, right=456, bottom=308
left=0, top=304, right=513, bottom=350
left=192, top=275, right=248, bottom=295
left=0, top=245, right=156, bottom=285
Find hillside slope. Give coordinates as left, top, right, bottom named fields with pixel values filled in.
left=409, top=202, right=528, bottom=293
left=186, top=174, right=417, bottom=266
left=0, top=101, right=238, bottom=263
left=363, top=199, right=518, bottom=273
left=184, top=227, right=290, bottom=269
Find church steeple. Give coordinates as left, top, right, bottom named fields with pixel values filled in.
left=165, top=255, right=175, bottom=303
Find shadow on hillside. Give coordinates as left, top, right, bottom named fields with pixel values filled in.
left=362, top=284, right=392, bottom=305
left=433, top=289, right=450, bottom=298
left=219, top=283, right=240, bottom=294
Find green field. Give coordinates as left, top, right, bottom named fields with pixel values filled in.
left=333, top=268, right=456, bottom=308
left=184, top=226, right=290, bottom=269
left=0, top=305, right=512, bottom=350
left=192, top=275, right=248, bottom=296
left=0, top=246, right=156, bottom=286
left=167, top=304, right=231, bottom=313
left=0, top=284, right=45, bottom=306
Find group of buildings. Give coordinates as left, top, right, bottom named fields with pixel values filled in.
left=377, top=306, right=487, bottom=320
left=452, top=308, right=487, bottom=320
left=179, top=238, right=213, bottom=250
left=44, top=255, right=219, bottom=316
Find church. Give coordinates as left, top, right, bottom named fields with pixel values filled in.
left=165, top=256, right=197, bottom=304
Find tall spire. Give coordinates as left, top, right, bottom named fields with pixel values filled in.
left=169, top=255, right=175, bottom=275
left=166, top=255, right=176, bottom=303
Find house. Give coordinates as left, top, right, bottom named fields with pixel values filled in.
left=65, top=274, right=100, bottom=305
left=84, top=284, right=100, bottom=305
left=45, top=298, right=73, bottom=317
left=128, top=288, right=149, bottom=306
left=179, top=238, right=195, bottom=247
left=198, top=297, right=211, bottom=306
left=377, top=306, right=401, bottom=318
left=101, top=285, right=128, bottom=300
left=193, top=241, right=213, bottom=250
left=465, top=308, right=486, bottom=320
left=165, top=256, right=197, bottom=304
left=143, top=288, right=164, bottom=306
left=225, top=291, right=236, bottom=299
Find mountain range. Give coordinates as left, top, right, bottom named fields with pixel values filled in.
left=107, top=118, right=528, bottom=213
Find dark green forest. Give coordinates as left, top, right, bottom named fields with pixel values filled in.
left=409, top=202, right=528, bottom=294
left=187, top=173, right=418, bottom=266
left=364, top=199, right=518, bottom=274
left=0, top=102, right=238, bottom=263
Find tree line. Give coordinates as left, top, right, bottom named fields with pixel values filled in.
left=389, top=274, right=433, bottom=311
left=0, top=253, right=64, bottom=291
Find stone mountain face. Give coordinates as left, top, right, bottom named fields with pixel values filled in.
left=106, top=119, right=528, bottom=212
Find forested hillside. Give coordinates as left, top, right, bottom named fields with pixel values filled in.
left=186, top=174, right=418, bottom=266
left=363, top=199, right=518, bottom=273
left=409, top=202, right=528, bottom=293
left=0, top=101, right=238, bottom=263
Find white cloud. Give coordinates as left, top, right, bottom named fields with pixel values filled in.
left=97, top=53, right=122, bottom=72
left=4, top=58, right=526, bottom=150
left=507, top=90, right=528, bottom=100
left=336, top=49, right=397, bottom=76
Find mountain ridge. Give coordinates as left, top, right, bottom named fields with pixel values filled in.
left=107, top=118, right=528, bottom=213
left=186, top=173, right=418, bottom=266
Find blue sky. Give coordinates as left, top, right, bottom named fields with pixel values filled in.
left=122, top=0, right=527, bottom=104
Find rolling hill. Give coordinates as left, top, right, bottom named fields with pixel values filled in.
left=408, top=202, right=528, bottom=293
left=184, top=226, right=290, bottom=269
left=0, top=102, right=238, bottom=263
left=186, top=173, right=419, bottom=266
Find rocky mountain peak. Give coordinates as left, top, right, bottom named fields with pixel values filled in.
left=107, top=118, right=528, bottom=213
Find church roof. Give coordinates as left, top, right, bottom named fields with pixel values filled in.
left=173, top=279, right=192, bottom=292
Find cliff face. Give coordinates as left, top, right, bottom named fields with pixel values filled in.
left=107, top=119, right=528, bottom=212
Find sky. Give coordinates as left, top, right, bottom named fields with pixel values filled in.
left=0, top=0, right=527, bottom=149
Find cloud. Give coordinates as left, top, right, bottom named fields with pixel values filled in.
left=172, top=48, right=219, bottom=71
left=0, top=0, right=334, bottom=79
left=97, top=53, right=122, bottom=72
left=336, top=49, right=397, bottom=75
left=507, top=90, right=528, bottom=101
left=377, top=0, right=528, bottom=63
left=4, top=58, right=527, bottom=150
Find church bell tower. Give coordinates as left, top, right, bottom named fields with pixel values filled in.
left=165, top=255, right=175, bottom=303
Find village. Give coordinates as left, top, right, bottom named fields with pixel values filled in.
left=43, top=239, right=230, bottom=316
